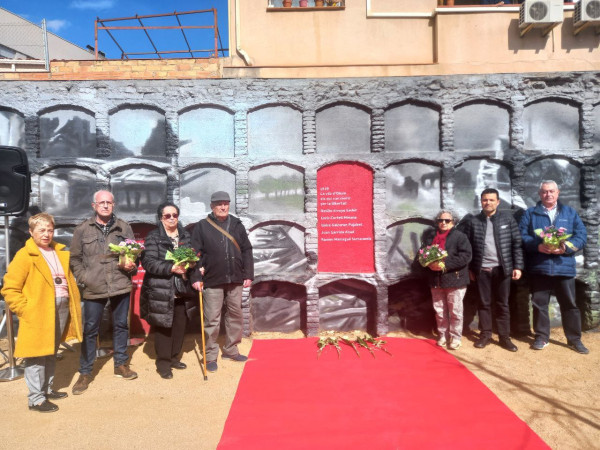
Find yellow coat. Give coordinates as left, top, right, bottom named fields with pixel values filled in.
left=1, top=238, right=83, bottom=358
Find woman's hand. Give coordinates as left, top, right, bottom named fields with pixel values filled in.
left=171, top=264, right=186, bottom=275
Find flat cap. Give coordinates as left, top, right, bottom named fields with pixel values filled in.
left=210, top=191, right=231, bottom=202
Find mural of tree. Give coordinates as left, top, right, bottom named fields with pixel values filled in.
left=249, top=165, right=304, bottom=215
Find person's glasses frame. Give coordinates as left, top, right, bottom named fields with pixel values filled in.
left=436, top=219, right=453, bottom=224
left=162, top=213, right=179, bottom=220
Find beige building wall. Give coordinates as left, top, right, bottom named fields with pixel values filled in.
left=226, top=0, right=600, bottom=78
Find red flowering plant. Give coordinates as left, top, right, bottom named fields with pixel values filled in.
left=418, top=244, right=448, bottom=271
left=534, top=226, right=575, bottom=251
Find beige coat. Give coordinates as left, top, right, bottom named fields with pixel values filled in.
left=1, top=238, right=82, bottom=358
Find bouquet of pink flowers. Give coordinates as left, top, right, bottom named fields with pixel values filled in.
left=109, top=239, right=144, bottom=265
left=535, top=226, right=574, bottom=251
left=418, top=244, right=448, bottom=271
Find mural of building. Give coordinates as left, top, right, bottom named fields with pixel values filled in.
left=1, top=1, right=599, bottom=337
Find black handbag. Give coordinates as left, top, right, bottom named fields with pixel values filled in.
left=173, top=275, right=195, bottom=298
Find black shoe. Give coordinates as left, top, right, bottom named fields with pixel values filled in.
left=171, top=361, right=187, bottom=370
left=567, top=340, right=589, bottom=355
left=46, top=390, right=68, bottom=400
left=474, top=336, right=491, bottom=349
left=207, top=361, right=218, bottom=372
left=499, top=337, right=518, bottom=352
left=29, top=400, right=59, bottom=413
left=157, top=369, right=173, bottom=379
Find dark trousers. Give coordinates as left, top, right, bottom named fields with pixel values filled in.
left=529, top=274, right=582, bottom=343
left=476, top=266, right=511, bottom=338
left=80, top=293, right=130, bottom=374
left=154, top=298, right=187, bottom=373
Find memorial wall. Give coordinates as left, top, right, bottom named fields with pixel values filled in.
left=1, top=72, right=599, bottom=337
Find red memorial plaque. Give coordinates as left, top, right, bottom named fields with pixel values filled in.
left=317, top=163, right=374, bottom=273
left=130, top=223, right=157, bottom=336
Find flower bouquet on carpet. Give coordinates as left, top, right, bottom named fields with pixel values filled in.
left=316, top=332, right=392, bottom=359
left=534, top=225, right=575, bottom=251
left=418, top=244, right=448, bottom=271
left=108, top=239, right=144, bottom=265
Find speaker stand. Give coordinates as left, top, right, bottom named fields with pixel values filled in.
left=0, top=216, right=24, bottom=381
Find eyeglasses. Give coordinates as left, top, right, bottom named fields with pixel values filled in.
left=437, top=219, right=453, bottom=224
left=162, top=213, right=179, bottom=220
left=94, top=201, right=113, bottom=207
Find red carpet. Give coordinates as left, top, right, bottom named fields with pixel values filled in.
left=218, top=338, right=548, bottom=450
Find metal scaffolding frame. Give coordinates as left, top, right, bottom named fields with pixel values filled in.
left=94, top=9, right=226, bottom=60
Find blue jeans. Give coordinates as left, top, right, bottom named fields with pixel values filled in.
left=79, top=293, right=131, bottom=375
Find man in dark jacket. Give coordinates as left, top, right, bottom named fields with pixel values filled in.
left=459, top=188, right=523, bottom=352
left=519, top=180, right=588, bottom=354
left=191, top=191, right=254, bottom=372
left=70, top=190, right=138, bottom=395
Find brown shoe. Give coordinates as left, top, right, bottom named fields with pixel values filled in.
left=114, top=364, right=138, bottom=380
left=72, top=374, right=92, bottom=395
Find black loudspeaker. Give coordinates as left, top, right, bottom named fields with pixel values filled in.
left=0, top=146, right=30, bottom=216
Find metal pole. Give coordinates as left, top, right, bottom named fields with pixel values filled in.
left=41, top=19, right=49, bottom=71
left=0, top=215, right=24, bottom=381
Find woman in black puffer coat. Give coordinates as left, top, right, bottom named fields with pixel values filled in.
left=140, top=202, right=198, bottom=379
left=417, top=209, right=472, bottom=351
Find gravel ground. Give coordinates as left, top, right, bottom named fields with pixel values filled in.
left=1, top=328, right=598, bottom=449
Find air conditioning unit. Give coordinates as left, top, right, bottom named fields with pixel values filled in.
left=519, top=0, right=564, bottom=36
left=519, top=0, right=564, bottom=26
left=574, top=0, right=600, bottom=27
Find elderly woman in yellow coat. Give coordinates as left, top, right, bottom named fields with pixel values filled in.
left=1, top=213, right=82, bottom=413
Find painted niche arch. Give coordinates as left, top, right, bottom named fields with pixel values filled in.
left=0, top=107, right=24, bottom=148
left=385, top=101, right=440, bottom=152
left=179, top=105, right=234, bottom=158
left=39, top=106, right=96, bottom=158
left=523, top=158, right=581, bottom=211
left=453, top=159, right=512, bottom=216
left=523, top=99, right=580, bottom=151
left=40, top=166, right=97, bottom=217
left=248, top=104, right=303, bottom=157
left=109, top=105, right=166, bottom=157
left=318, top=278, right=377, bottom=334
left=386, top=161, right=441, bottom=218
left=248, top=164, right=304, bottom=216
left=386, top=219, right=430, bottom=277
left=454, top=101, right=509, bottom=153
left=250, top=281, right=307, bottom=334
left=110, top=166, right=168, bottom=218
left=180, top=164, right=236, bottom=223
left=316, top=103, right=371, bottom=154
left=249, top=221, right=307, bottom=277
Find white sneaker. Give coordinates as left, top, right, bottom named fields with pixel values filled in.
left=449, top=339, right=461, bottom=350
left=437, top=337, right=447, bottom=347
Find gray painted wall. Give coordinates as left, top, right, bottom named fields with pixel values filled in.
left=1, top=72, right=599, bottom=336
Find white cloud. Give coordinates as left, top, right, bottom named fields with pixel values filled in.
left=70, top=0, right=115, bottom=10
left=46, top=19, right=70, bottom=33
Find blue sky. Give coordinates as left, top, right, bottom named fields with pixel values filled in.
left=3, top=0, right=229, bottom=59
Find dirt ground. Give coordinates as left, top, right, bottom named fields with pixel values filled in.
left=1, top=327, right=599, bottom=450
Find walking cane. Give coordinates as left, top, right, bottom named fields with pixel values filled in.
left=198, top=290, right=208, bottom=381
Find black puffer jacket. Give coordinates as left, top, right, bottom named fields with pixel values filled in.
left=140, top=223, right=198, bottom=328
left=458, top=210, right=524, bottom=277
left=416, top=227, right=472, bottom=289
left=189, top=213, right=254, bottom=288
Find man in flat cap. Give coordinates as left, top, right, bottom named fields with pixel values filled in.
left=191, top=191, right=254, bottom=372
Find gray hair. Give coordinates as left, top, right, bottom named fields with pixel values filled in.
left=434, top=209, right=459, bottom=224
left=539, top=180, right=559, bottom=191
left=92, top=190, right=114, bottom=203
